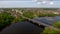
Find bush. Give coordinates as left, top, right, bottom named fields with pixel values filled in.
left=42, top=21, right=60, bottom=34
left=13, top=16, right=25, bottom=22
left=48, top=14, right=55, bottom=17
left=23, top=12, right=35, bottom=19
left=53, top=21, right=60, bottom=28
left=0, top=12, right=15, bottom=30
left=38, top=13, right=58, bottom=17
left=38, top=13, right=47, bottom=17
left=42, top=28, right=60, bottom=34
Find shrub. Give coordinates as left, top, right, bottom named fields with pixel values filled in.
left=53, top=21, right=60, bottom=28
left=42, top=28, right=60, bottom=34
left=38, top=13, right=58, bottom=17
left=13, top=16, right=25, bottom=22
left=0, top=12, right=14, bottom=30
left=23, top=12, right=35, bottom=19
left=42, top=21, right=60, bottom=34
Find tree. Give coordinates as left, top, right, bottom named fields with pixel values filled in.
left=13, top=16, right=25, bottom=23
left=53, top=21, right=60, bottom=28
left=0, top=12, right=15, bottom=31
left=23, top=12, right=35, bottom=19
left=42, top=21, right=60, bottom=34
left=42, top=27, right=60, bottom=34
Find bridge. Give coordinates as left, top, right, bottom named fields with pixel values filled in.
left=13, top=9, right=60, bottom=30
left=21, top=15, right=60, bottom=30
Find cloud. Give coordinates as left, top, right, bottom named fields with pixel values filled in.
left=0, top=1, right=60, bottom=8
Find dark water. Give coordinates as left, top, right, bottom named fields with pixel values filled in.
left=0, top=21, right=44, bottom=34
left=1, top=16, right=60, bottom=34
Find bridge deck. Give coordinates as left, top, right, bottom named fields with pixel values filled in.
left=22, top=16, right=60, bottom=30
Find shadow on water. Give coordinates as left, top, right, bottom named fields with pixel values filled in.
left=0, top=24, right=11, bottom=32
left=1, top=16, right=60, bottom=34
left=0, top=20, right=45, bottom=34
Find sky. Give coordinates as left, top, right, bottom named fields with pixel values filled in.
left=0, top=0, right=60, bottom=1
left=0, top=0, right=31, bottom=1
left=0, top=0, right=60, bottom=8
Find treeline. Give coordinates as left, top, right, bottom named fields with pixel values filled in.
left=0, top=12, right=24, bottom=31
left=0, top=8, right=60, bottom=32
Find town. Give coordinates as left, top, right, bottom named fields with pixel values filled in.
left=0, top=8, right=60, bottom=34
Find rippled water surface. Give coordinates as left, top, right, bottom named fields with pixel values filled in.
left=33, top=16, right=60, bottom=25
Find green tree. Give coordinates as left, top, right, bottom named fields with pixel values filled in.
left=42, top=28, right=60, bottom=34
left=0, top=12, right=15, bottom=30
left=38, top=13, right=58, bottom=17
left=53, top=21, right=60, bottom=28
left=23, top=12, right=35, bottom=19
left=13, top=16, right=25, bottom=23
left=42, top=21, right=60, bottom=34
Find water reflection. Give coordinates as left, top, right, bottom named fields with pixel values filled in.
left=33, top=16, right=60, bottom=25
left=0, top=16, right=60, bottom=34
left=1, top=21, right=44, bottom=34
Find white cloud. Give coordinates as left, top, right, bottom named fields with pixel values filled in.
left=42, top=1, right=46, bottom=4
left=37, top=2, right=41, bottom=4
left=49, top=2, right=54, bottom=5
left=34, top=0, right=37, bottom=2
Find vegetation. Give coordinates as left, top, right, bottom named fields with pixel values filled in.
left=42, top=27, right=60, bottom=34
left=13, top=16, right=25, bottom=23
left=42, top=21, right=60, bottom=34
left=0, top=8, right=60, bottom=32
left=0, top=12, right=15, bottom=30
left=23, top=12, right=35, bottom=19
left=53, top=21, right=60, bottom=28
left=0, top=11, right=26, bottom=31
left=38, top=13, right=58, bottom=17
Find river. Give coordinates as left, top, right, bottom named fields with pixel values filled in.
left=33, top=16, right=60, bottom=26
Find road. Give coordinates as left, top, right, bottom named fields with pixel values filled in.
left=21, top=15, right=60, bottom=30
